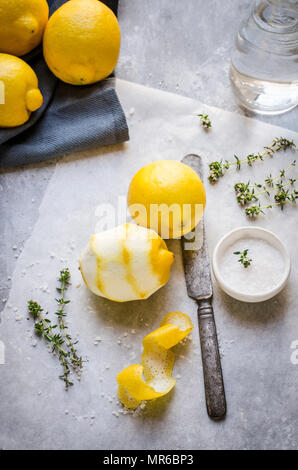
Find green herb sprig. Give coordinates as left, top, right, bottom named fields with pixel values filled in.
left=234, top=160, right=296, bottom=206
left=28, top=268, right=82, bottom=389
left=55, top=269, right=82, bottom=371
left=208, top=137, right=296, bottom=183
left=245, top=190, right=298, bottom=217
left=233, top=249, right=252, bottom=268
left=198, top=113, right=212, bottom=129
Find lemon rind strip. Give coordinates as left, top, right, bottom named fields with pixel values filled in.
left=117, top=312, right=194, bottom=408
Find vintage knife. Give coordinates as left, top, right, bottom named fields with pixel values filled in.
left=181, top=154, right=226, bottom=419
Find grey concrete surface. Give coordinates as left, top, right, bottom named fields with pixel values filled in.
left=0, top=0, right=297, bottom=450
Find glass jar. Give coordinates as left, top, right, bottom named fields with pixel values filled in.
left=230, top=0, right=298, bottom=115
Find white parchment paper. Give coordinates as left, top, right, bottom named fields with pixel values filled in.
left=0, top=80, right=297, bottom=450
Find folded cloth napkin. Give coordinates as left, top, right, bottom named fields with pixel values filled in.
left=0, top=0, right=129, bottom=167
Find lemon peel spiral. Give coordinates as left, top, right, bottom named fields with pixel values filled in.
left=117, top=312, right=194, bottom=408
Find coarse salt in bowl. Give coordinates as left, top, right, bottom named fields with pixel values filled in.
left=212, top=227, right=291, bottom=303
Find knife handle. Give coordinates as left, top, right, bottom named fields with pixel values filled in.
left=198, top=299, right=226, bottom=419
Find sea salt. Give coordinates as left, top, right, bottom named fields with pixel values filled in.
left=219, top=238, right=285, bottom=295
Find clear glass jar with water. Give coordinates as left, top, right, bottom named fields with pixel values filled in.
left=230, top=0, right=298, bottom=115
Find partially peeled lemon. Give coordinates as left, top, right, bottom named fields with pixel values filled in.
left=79, top=224, right=174, bottom=302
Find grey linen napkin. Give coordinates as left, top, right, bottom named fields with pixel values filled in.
left=0, top=0, right=129, bottom=167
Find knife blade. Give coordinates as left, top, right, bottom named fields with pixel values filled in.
left=181, top=154, right=226, bottom=419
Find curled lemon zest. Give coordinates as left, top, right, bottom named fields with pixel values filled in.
left=117, top=312, right=193, bottom=408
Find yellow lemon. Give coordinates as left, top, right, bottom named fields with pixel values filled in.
left=127, top=160, right=206, bottom=239
left=79, top=223, right=174, bottom=302
left=0, top=0, right=49, bottom=56
left=0, top=53, right=43, bottom=127
left=43, top=0, right=121, bottom=85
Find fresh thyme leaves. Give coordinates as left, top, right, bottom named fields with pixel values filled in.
left=28, top=300, right=74, bottom=389
left=198, top=113, right=212, bottom=129
left=233, top=249, right=252, bottom=268
left=55, top=268, right=82, bottom=371
left=234, top=161, right=297, bottom=206
left=245, top=190, right=298, bottom=217
left=208, top=137, right=296, bottom=183
left=233, top=159, right=297, bottom=217
left=28, top=268, right=82, bottom=390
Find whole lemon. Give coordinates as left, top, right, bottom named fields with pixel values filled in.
left=0, top=53, right=43, bottom=127
left=43, top=0, right=121, bottom=85
left=0, top=0, right=49, bottom=56
left=127, top=160, right=206, bottom=239
left=79, top=224, right=174, bottom=302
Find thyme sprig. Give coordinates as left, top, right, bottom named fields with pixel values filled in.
left=28, top=300, right=74, bottom=389
left=234, top=160, right=297, bottom=205
left=55, top=269, right=82, bottom=371
left=208, top=137, right=296, bottom=183
left=245, top=190, right=298, bottom=217
left=233, top=158, right=297, bottom=216
left=28, top=268, right=82, bottom=389
left=198, top=113, right=212, bottom=129
left=233, top=249, right=252, bottom=268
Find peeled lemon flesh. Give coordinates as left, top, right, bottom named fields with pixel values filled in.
left=79, top=224, right=174, bottom=302
left=127, top=160, right=206, bottom=239
left=0, top=0, right=49, bottom=56
left=0, top=53, right=43, bottom=127
left=43, top=0, right=121, bottom=85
